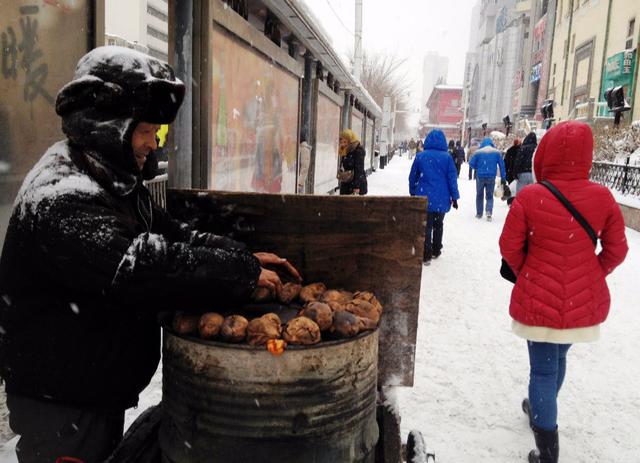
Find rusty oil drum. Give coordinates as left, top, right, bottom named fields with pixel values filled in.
left=159, top=328, right=379, bottom=463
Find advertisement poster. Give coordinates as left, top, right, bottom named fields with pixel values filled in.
left=0, top=0, right=91, bottom=244
left=313, top=93, right=340, bottom=193
left=601, top=49, right=636, bottom=102
left=351, top=110, right=364, bottom=143
left=210, top=26, right=300, bottom=193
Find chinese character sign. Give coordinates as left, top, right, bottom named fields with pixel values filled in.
left=1, top=0, right=91, bottom=244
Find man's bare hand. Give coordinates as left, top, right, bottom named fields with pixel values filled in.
left=257, top=268, right=282, bottom=292
left=253, top=252, right=302, bottom=282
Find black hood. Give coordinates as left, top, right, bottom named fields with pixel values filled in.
left=55, top=47, right=185, bottom=187
left=522, top=132, right=537, bottom=147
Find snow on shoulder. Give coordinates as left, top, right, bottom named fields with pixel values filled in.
left=14, top=140, right=102, bottom=219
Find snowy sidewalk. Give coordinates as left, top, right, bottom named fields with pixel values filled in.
left=371, top=155, right=640, bottom=462
left=2, top=155, right=639, bottom=462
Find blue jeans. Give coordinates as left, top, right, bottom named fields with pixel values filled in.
left=516, top=172, right=534, bottom=194
left=475, top=177, right=495, bottom=216
left=527, top=341, right=572, bottom=431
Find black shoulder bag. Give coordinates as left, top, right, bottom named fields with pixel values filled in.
left=500, top=180, right=598, bottom=283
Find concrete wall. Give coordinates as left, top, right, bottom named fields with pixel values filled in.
left=619, top=203, right=640, bottom=232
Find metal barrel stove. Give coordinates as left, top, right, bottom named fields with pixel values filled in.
left=159, top=328, right=379, bottom=463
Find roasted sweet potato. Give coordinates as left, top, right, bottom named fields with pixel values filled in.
left=247, top=313, right=282, bottom=346
left=253, top=286, right=274, bottom=303
left=277, top=282, right=302, bottom=304
left=198, top=312, right=225, bottom=339
left=327, top=300, right=348, bottom=312
left=330, top=311, right=360, bottom=338
left=172, top=312, right=200, bottom=335
left=283, top=317, right=321, bottom=345
left=320, top=289, right=353, bottom=304
left=356, top=316, right=378, bottom=332
left=220, top=315, right=249, bottom=343
left=345, top=299, right=380, bottom=324
left=353, top=291, right=383, bottom=316
left=299, top=301, right=333, bottom=331
left=299, top=283, right=327, bottom=303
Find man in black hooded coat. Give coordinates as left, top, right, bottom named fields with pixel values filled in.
left=0, top=47, right=298, bottom=462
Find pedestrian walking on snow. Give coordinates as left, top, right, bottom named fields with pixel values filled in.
left=513, top=132, right=537, bottom=194
left=0, top=46, right=301, bottom=463
left=453, top=140, right=465, bottom=177
left=499, top=121, right=628, bottom=463
left=408, top=129, right=460, bottom=264
left=469, top=137, right=506, bottom=221
left=338, top=129, right=368, bottom=196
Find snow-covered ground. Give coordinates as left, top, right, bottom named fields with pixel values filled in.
left=1, top=155, right=639, bottom=462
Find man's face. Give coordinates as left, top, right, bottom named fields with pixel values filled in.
left=131, top=122, right=161, bottom=171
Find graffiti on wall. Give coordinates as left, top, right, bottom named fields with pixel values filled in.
left=314, top=93, right=340, bottom=193
left=210, top=26, right=299, bottom=194
left=1, top=0, right=91, bottom=244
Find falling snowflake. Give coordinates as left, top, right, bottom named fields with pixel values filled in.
left=69, top=302, right=80, bottom=314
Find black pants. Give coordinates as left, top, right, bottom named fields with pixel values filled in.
left=468, top=166, right=475, bottom=180
left=6, top=394, right=124, bottom=463
left=424, top=212, right=445, bottom=260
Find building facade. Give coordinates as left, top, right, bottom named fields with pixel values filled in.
left=464, top=0, right=532, bottom=136
left=424, top=85, right=463, bottom=141
left=105, top=0, right=169, bottom=61
left=547, top=0, right=640, bottom=123
left=420, top=52, right=449, bottom=121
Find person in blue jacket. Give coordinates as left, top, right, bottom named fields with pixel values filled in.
left=469, top=137, right=506, bottom=221
left=409, top=129, right=460, bottom=264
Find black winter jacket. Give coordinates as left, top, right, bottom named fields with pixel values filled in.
left=513, top=132, right=537, bottom=177
left=0, top=141, right=260, bottom=411
left=339, top=144, right=368, bottom=195
left=504, top=144, right=521, bottom=183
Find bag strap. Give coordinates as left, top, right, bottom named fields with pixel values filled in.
left=539, top=180, right=598, bottom=247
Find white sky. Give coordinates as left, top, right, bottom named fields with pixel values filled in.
left=301, top=0, right=473, bottom=108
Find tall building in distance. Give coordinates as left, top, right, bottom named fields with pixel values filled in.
left=421, top=52, right=449, bottom=121
left=105, top=0, right=169, bottom=62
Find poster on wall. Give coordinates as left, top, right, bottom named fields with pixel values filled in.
left=0, top=0, right=92, bottom=244
left=210, top=26, right=299, bottom=194
left=314, top=93, right=340, bottom=193
left=601, top=49, right=636, bottom=102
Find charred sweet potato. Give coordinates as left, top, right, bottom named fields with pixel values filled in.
left=299, top=301, right=333, bottom=331
left=277, top=282, right=302, bottom=304
left=353, top=291, right=383, bottom=316
left=345, top=299, right=380, bottom=324
left=247, top=313, right=282, bottom=346
left=220, top=315, right=249, bottom=343
left=299, top=282, right=327, bottom=303
left=172, top=312, right=200, bottom=335
left=198, top=312, right=225, bottom=339
left=330, top=311, right=360, bottom=338
left=356, top=316, right=378, bottom=332
left=282, top=317, right=321, bottom=345
left=320, top=289, right=353, bottom=304
left=327, top=300, right=348, bottom=312
left=253, top=286, right=274, bottom=303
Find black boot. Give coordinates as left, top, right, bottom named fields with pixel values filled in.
left=528, top=424, right=559, bottom=463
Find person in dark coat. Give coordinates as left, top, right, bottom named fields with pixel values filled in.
left=338, top=129, right=367, bottom=195
left=504, top=138, right=521, bottom=185
left=513, top=132, right=537, bottom=193
left=0, top=46, right=300, bottom=462
left=408, top=129, right=460, bottom=264
left=453, top=141, right=466, bottom=177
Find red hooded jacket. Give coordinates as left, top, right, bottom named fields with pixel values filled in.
left=499, top=121, right=628, bottom=329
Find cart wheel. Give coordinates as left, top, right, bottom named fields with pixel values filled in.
left=406, top=430, right=436, bottom=462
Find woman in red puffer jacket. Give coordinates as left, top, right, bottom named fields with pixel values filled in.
left=499, top=121, right=628, bottom=463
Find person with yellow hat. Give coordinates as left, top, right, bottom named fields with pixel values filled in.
left=337, top=129, right=367, bottom=195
